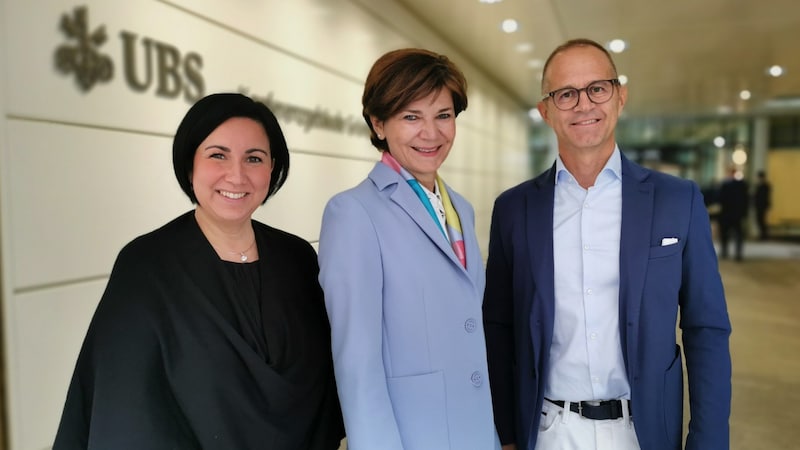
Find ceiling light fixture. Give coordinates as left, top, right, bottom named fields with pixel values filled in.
left=739, top=90, right=751, bottom=100
left=608, top=39, right=627, bottom=53
left=479, top=0, right=503, bottom=3
left=732, top=148, right=748, bottom=165
left=501, top=19, right=518, bottom=33
left=767, top=65, right=785, bottom=77
left=516, top=43, right=534, bottom=53
left=526, top=58, right=543, bottom=69
left=618, top=74, right=628, bottom=85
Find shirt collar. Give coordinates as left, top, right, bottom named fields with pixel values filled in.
left=555, top=145, right=622, bottom=185
left=420, top=180, right=440, bottom=197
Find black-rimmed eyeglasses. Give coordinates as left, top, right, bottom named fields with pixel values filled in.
left=543, top=78, right=620, bottom=110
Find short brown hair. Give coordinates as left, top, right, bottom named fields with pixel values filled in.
left=362, top=48, right=468, bottom=151
left=541, top=38, right=618, bottom=94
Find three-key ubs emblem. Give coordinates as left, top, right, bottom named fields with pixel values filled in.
left=54, top=5, right=113, bottom=92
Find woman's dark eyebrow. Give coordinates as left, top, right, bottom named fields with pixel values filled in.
left=202, top=146, right=268, bottom=154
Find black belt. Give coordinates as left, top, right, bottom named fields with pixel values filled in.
left=545, top=398, right=631, bottom=420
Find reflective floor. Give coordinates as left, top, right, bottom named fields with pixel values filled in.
left=337, top=240, right=800, bottom=450
left=717, top=240, right=800, bottom=449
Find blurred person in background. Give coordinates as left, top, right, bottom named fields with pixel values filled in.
left=753, top=170, right=772, bottom=240
left=718, top=166, right=749, bottom=260
left=54, top=93, right=344, bottom=450
left=318, top=48, right=501, bottom=450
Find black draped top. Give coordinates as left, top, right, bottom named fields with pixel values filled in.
left=54, top=212, right=344, bottom=449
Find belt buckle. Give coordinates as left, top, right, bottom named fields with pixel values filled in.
left=577, top=401, right=584, bottom=417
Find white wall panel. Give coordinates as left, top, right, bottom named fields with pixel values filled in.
left=165, top=0, right=407, bottom=81
left=7, top=282, right=106, bottom=450
left=6, top=120, right=185, bottom=290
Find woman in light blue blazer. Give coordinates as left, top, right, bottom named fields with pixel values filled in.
left=318, top=48, right=501, bottom=450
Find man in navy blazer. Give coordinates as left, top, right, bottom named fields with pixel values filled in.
left=483, top=39, right=731, bottom=450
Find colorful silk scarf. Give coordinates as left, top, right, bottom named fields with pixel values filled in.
left=381, top=152, right=467, bottom=268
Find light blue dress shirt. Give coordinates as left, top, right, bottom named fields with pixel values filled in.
left=545, top=147, right=631, bottom=402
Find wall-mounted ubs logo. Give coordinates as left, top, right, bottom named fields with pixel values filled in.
left=51, top=5, right=368, bottom=136
left=54, top=5, right=205, bottom=102
left=54, top=6, right=113, bottom=91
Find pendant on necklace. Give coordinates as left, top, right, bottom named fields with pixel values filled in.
left=240, top=254, right=248, bottom=262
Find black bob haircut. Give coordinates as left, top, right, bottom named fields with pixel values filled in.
left=172, top=93, right=290, bottom=204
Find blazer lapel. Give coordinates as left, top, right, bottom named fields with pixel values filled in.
left=527, top=165, right=557, bottom=364
left=618, top=154, right=653, bottom=371
left=368, top=163, right=469, bottom=274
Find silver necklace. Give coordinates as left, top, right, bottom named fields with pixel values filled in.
left=228, top=239, right=256, bottom=262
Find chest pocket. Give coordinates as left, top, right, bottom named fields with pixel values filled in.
left=648, top=242, right=682, bottom=259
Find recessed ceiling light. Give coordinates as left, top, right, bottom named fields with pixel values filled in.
left=516, top=42, right=534, bottom=53
left=739, top=90, right=752, bottom=100
left=713, top=136, right=726, bottom=148
left=732, top=148, right=748, bottom=165
left=526, top=58, right=543, bottom=69
left=479, top=0, right=503, bottom=3
left=768, top=65, right=785, bottom=77
left=618, top=74, right=628, bottom=85
left=501, top=19, right=518, bottom=33
left=608, top=39, right=627, bottom=53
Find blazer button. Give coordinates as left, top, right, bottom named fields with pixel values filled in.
left=464, top=318, right=477, bottom=333
left=470, top=371, right=483, bottom=387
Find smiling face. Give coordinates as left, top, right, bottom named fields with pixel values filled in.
left=191, top=117, right=272, bottom=229
left=371, top=88, right=456, bottom=190
left=537, top=45, right=627, bottom=159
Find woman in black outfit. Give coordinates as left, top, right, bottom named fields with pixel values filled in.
left=54, top=93, right=344, bottom=449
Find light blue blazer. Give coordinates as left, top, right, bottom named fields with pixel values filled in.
left=318, top=162, right=501, bottom=450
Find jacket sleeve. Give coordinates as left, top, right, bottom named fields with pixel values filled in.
left=318, top=193, right=404, bottom=450
left=483, top=197, right=518, bottom=445
left=680, top=183, right=732, bottom=450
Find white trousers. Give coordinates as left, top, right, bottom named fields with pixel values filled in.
left=533, top=400, right=640, bottom=450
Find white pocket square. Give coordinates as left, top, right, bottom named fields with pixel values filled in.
left=661, top=237, right=679, bottom=246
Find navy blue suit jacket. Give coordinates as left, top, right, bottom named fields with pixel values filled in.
left=483, top=153, right=731, bottom=450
